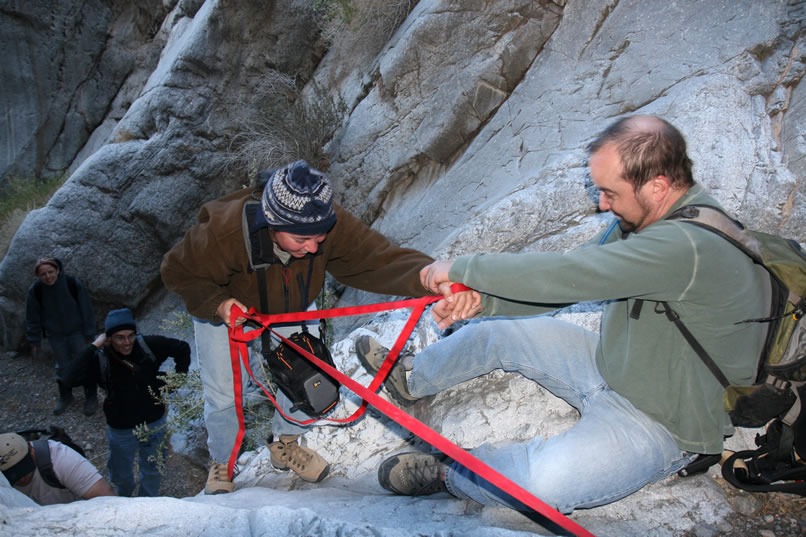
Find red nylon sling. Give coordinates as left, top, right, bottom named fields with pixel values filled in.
left=226, top=286, right=596, bottom=537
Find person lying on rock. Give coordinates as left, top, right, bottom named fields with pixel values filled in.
left=359, top=115, right=769, bottom=513
left=161, top=160, right=476, bottom=494
left=67, top=308, right=191, bottom=497
left=0, top=432, right=116, bottom=505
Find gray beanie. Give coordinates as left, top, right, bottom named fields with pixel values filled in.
left=260, top=160, right=336, bottom=235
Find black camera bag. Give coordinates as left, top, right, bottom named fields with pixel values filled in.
left=265, top=331, right=340, bottom=417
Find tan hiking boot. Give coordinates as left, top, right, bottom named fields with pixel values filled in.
left=378, top=452, right=450, bottom=496
left=204, top=461, right=234, bottom=494
left=355, top=335, right=418, bottom=406
left=268, top=435, right=330, bottom=483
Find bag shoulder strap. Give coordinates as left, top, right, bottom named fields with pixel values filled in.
left=256, top=267, right=273, bottom=359
left=98, top=349, right=111, bottom=389
left=721, top=421, right=806, bottom=496
left=669, top=204, right=802, bottom=308
left=668, top=205, right=763, bottom=261
left=655, top=301, right=731, bottom=388
left=136, top=335, right=157, bottom=364
left=65, top=275, right=80, bottom=303
left=657, top=205, right=768, bottom=387
left=33, top=280, right=43, bottom=304
left=31, top=438, right=64, bottom=489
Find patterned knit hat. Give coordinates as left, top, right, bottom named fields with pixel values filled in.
left=260, top=160, right=336, bottom=235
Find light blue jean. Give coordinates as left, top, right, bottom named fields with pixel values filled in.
left=107, top=414, right=167, bottom=497
left=194, top=318, right=318, bottom=464
left=409, top=316, right=692, bottom=514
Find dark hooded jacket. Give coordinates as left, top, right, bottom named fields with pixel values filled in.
left=73, top=336, right=190, bottom=429
left=25, top=259, right=95, bottom=346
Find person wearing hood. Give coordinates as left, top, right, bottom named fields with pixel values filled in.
left=25, top=257, right=98, bottom=416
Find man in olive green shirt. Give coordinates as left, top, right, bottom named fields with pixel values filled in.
left=369, top=116, right=769, bottom=513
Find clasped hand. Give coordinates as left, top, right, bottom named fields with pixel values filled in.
left=421, top=260, right=482, bottom=330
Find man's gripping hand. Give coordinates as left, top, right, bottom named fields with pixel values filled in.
left=419, top=260, right=455, bottom=294
left=422, top=261, right=483, bottom=329
left=216, top=298, right=249, bottom=327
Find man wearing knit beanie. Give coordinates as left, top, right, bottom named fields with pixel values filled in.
left=162, top=160, right=478, bottom=494
left=65, top=307, right=190, bottom=497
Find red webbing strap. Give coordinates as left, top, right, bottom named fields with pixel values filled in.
left=228, top=339, right=246, bottom=480
left=225, top=292, right=445, bottom=477
left=228, top=295, right=435, bottom=426
left=226, top=286, right=595, bottom=537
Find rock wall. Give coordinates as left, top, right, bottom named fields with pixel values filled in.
left=1, top=0, right=804, bottom=348
left=0, top=0, right=167, bottom=181
left=1, top=1, right=806, bottom=535
left=0, top=0, right=323, bottom=346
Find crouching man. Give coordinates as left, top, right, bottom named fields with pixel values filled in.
left=0, top=432, right=116, bottom=505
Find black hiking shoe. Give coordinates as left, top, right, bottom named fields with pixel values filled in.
left=53, top=394, right=73, bottom=416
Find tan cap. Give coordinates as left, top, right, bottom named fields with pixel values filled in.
left=0, top=433, right=28, bottom=471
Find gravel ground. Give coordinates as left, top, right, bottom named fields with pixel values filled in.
left=1, top=349, right=207, bottom=498
left=2, top=349, right=805, bottom=536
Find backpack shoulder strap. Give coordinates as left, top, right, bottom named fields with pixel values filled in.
left=136, top=335, right=157, bottom=364
left=668, top=205, right=763, bottom=262
left=31, top=438, right=64, bottom=489
left=598, top=218, right=621, bottom=245
left=243, top=200, right=275, bottom=271
left=32, top=280, right=43, bottom=304
left=655, top=301, right=731, bottom=388
left=65, top=275, right=80, bottom=303
left=98, top=348, right=111, bottom=389
left=721, top=420, right=806, bottom=496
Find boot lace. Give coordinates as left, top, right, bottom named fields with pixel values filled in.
left=403, top=458, right=445, bottom=496
left=286, top=442, right=313, bottom=471
left=210, top=462, right=229, bottom=481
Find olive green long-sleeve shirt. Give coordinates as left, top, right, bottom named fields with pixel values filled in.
left=450, top=185, right=769, bottom=454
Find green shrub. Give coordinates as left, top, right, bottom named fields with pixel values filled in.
left=0, top=174, right=66, bottom=260
left=138, top=310, right=278, bottom=470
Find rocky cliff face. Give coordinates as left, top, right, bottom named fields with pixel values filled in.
left=1, top=1, right=805, bottom=534
left=0, top=0, right=168, bottom=180
left=1, top=0, right=803, bottom=348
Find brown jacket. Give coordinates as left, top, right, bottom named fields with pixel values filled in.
left=160, top=187, right=434, bottom=322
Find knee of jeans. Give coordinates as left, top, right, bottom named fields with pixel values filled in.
left=502, top=462, right=591, bottom=515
